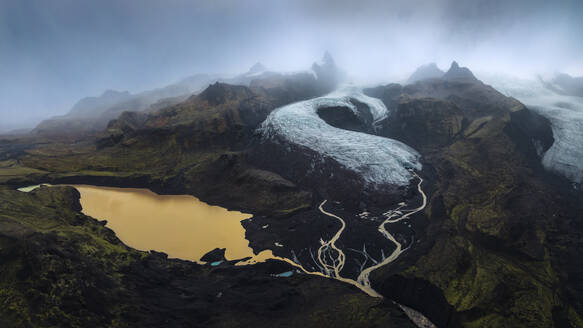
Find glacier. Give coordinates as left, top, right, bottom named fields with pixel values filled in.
left=258, top=86, right=422, bottom=187
left=481, top=74, right=583, bottom=184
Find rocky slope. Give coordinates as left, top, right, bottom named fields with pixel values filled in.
left=357, top=64, right=583, bottom=327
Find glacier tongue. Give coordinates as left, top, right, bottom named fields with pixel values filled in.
left=258, top=86, right=422, bottom=187
left=482, top=74, right=583, bottom=184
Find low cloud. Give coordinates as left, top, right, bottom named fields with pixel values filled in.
left=1, top=0, right=581, bottom=129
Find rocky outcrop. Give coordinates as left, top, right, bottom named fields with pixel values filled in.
left=442, top=61, right=478, bottom=82
left=380, top=97, right=466, bottom=152
left=200, top=248, right=227, bottom=262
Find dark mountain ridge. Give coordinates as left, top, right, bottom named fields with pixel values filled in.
left=32, top=53, right=344, bottom=137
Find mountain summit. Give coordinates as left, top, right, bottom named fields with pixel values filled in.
left=246, top=62, right=268, bottom=75
left=442, top=61, right=478, bottom=82
left=311, top=51, right=343, bottom=90
left=407, top=63, right=444, bottom=83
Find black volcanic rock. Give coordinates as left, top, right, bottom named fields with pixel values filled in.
left=363, top=83, right=403, bottom=110
left=407, top=63, right=445, bottom=83
left=200, top=248, right=226, bottom=262
left=381, top=96, right=466, bottom=151
left=316, top=99, right=374, bottom=134
left=442, top=61, right=478, bottom=82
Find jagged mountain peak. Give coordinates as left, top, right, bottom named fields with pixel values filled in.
left=311, top=51, right=343, bottom=89
left=312, top=51, right=336, bottom=71
left=407, top=63, right=445, bottom=83
left=248, top=62, right=267, bottom=74
left=321, top=51, right=335, bottom=66
left=443, top=61, right=478, bottom=82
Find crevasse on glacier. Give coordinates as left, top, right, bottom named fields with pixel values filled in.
left=258, top=86, right=422, bottom=187
left=482, top=74, right=583, bottom=184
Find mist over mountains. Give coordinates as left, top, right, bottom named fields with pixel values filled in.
left=1, top=0, right=582, bottom=131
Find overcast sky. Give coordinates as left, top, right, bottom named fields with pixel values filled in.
left=1, top=0, right=582, bottom=129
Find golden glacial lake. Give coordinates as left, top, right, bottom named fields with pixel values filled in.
left=71, top=185, right=274, bottom=263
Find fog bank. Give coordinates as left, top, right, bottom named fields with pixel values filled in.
left=1, top=0, right=582, bottom=130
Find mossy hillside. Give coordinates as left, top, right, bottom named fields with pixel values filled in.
left=13, top=134, right=310, bottom=216
left=0, top=159, right=47, bottom=183
left=369, top=80, right=580, bottom=327
left=0, top=187, right=139, bottom=327
left=413, top=112, right=569, bottom=326
left=8, top=84, right=313, bottom=215
left=402, top=235, right=559, bottom=327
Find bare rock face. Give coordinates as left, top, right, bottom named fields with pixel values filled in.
left=381, top=97, right=466, bottom=152
left=442, top=61, right=478, bottom=82
left=200, top=248, right=226, bottom=262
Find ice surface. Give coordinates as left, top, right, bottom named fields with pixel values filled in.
left=259, top=86, right=422, bottom=186
left=481, top=74, right=583, bottom=183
